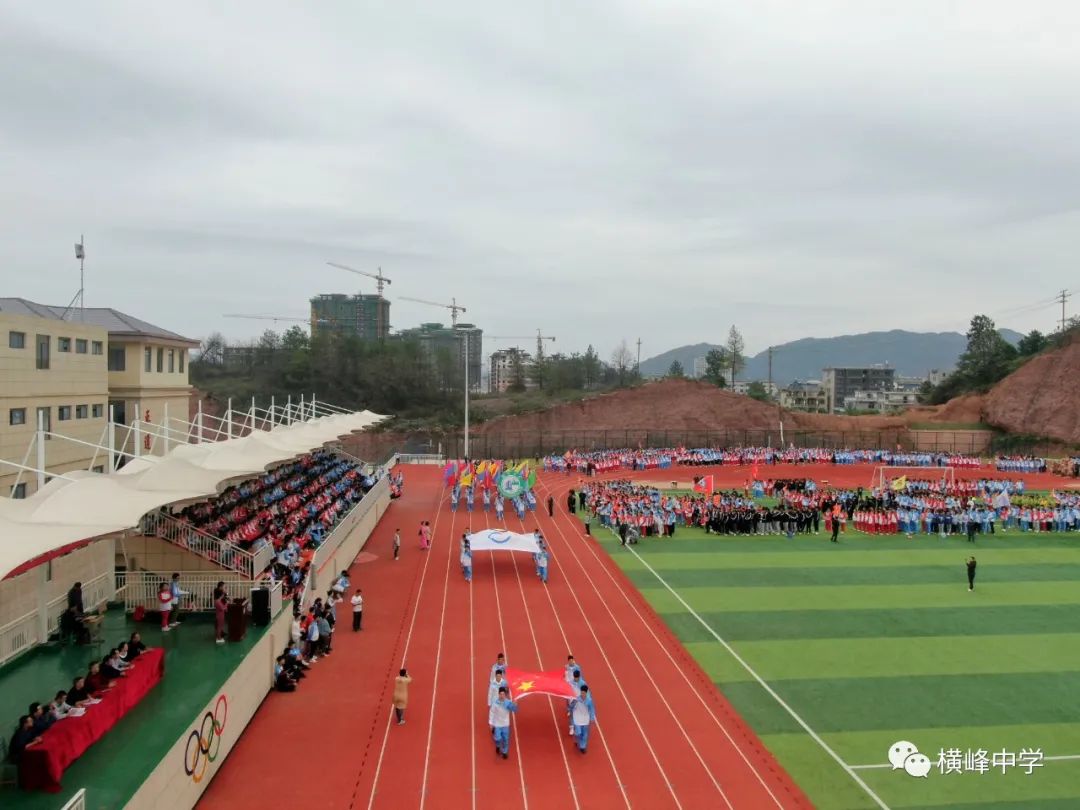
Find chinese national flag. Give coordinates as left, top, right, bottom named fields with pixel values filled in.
left=502, top=668, right=577, bottom=700
left=751, top=461, right=759, bottom=480
left=693, top=475, right=714, bottom=494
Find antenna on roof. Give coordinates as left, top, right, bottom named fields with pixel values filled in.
left=62, top=236, right=86, bottom=322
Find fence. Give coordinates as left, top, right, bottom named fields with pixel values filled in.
left=394, top=453, right=444, bottom=464
left=0, top=571, right=114, bottom=667
left=116, top=571, right=261, bottom=613
left=428, top=428, right=1013, bottom=460
left=60, top=789, right=86, bottom=810
left=144, top=511, right=274, bottom=579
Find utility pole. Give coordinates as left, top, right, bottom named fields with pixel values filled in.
left=1057, top=288, right=1072, bottom=334
left=75, top=236, right=85, bottom=321
left=636, top=338, right=641, bottom=375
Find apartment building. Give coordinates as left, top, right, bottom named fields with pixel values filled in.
left=778, top=380, right=829, bottom=413
left=490, top=347, right=533, bottom=393
left=0, top=298, right=198, bottom=497
left=821, top=364, right=895, bottom=412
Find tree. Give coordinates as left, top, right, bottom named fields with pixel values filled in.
left=745, top=380, right=770, bottom=401
left=726, top=326, right=746, bottom=387
left=703, top=348, right=729, bottom=388
left=582, top=345, right=602, bottom=388
left=1016, top=329, right=1048, bottom=356
left=509, top=350, right=527, bottom=393
left=956, top=315, right=1017, bottom=388
left=610, top=339, right=634, bottom=387
left=667, top=360, right=685, bottom=378
left=199, top=332, right=226, bottom=366
left=281, top=325, right=309, bottom=352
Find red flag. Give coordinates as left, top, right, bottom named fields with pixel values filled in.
left=693, top=475, right=714, bottom=494
left=751, top=461, right=759, bottom=480
left=502, top=668, right=576, bottom=700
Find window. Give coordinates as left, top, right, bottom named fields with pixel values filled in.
left=179, top=350, right=185, bottom=373
left=11, top=483, right=26, bottom=499
left=76, top=404, right=88, bottom=419
left=9, top=408, right=26, bottom=426
left=108, top=345, right=126, bottom=371
left=58, top=405, right=72, bottom=421
left=8, top=330, right=25, bottom=349
left=168, top=349, right=175, bottom=373
left=144, top=347, right=152, bottom=372
left=37, top=406, right=51, bottom=438
left=58, top=337, right=71, bottom=352
left=76, top=338, right=88, bottom=354
left=157, top=347, right=164, bottom=372
left=92, top=340, right=103, bottom=355
left=92, top=404, right=104, bottom=418
left=36, top=334, right=50, bottom=369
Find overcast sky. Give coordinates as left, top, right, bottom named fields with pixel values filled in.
left=1, top=1, right=1078, bottom=362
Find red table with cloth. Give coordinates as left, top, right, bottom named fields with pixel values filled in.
left=19, top=647, right=166, bottom=792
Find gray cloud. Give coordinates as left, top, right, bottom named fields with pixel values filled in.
left=1, top=1, right=1078, bottom=364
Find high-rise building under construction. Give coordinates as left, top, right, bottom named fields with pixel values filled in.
left=309, top=293, right=390, bottom=340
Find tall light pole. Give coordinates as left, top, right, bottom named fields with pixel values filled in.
left=74, top=236, right=85, bottom=321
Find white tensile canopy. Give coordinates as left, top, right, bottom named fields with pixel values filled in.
left=465, top=529, right=541, bottom=554
left=0, top=411, right=388, bottom=579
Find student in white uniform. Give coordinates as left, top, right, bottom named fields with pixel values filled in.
left=569, top=684, right=596, bottom=754
left=490, top=686, right=519, bottom=759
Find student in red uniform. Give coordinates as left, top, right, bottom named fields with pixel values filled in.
left=158, top=582, right=173, bottom=631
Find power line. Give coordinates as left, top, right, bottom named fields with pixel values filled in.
left=1056, top=288, right=1072, bottom=333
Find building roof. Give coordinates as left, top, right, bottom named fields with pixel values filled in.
left=0, top=297, right=198, bottom=345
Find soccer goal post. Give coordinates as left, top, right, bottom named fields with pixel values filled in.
left=872, top=465, right=956, bottom=490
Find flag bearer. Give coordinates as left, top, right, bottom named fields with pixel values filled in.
left=569, top=685, right=596, bottom=754
left=491, top=687, right=519, bottom=759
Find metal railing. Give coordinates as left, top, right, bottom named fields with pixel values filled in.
left=0, top=610, right=39, bottom=667
left=146, top=511, right=273, bottom=579
left=0, top=571, right=114, bottom=667
left=60, top=788, right=86, bottom=810
left=117, top=571, right=261, bottom=613
left=394, top=453, right=444, bottom=465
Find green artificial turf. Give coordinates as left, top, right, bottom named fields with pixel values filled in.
left=592, top=521, right=1080, bottom=810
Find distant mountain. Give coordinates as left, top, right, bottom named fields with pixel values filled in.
left=639, top=329, right=1023, bottom=385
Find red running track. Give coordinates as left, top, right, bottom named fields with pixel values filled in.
left=201, top=465, right=814, bottom=809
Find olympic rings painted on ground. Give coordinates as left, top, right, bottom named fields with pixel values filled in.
left=183, top=694, right=228, bottom=783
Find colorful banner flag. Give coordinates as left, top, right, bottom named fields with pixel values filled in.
left=890, top=475, right=907, bottom=492
left=693, top=475, right=714, bottom=494
left=502, top=667, right=577, bottom=700
left=525, top=468, right=537, bottom=490
left=443, top=460, right=458, bottom=486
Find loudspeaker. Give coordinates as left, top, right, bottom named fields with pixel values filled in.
left=251, top=587, right=271, bottom=626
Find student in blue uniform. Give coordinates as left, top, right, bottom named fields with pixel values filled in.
left=569, top=685, right=596, bottom=754
left=491, top=687, right=519, bottom=759
left=482, top=488, right=491, bottom=512
left=466, top=485, right=475, bottom=512
left=566, top=668, right=587, bottom=734
left=451, top=484, right=460, bottom=512
left=495, top=496, right=505, bottom=522
left=490, top=652, right=507, bottom=681
left=536, top=549, right=549, bottom=584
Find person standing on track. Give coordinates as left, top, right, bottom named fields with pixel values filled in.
left=537, top=548, right=549, bottom=584
left=393, top=668, right=411, bottom=725
left=567, top=489, right=577, bottom=514
left=569, top=684, right=596, bottom=754
left=490, top=652, right=507, bottom=681
left=566, top=668, right=587, bottom=735
left=547, top=495, right=555, bottom=517
left=491, top=686, right=519, bottom=759
left=495, top=495, right=505, bottom=522
left=488, top=668, right=510, bottom=739
left=351, top=588, right=363, bottom=631
left=393, top=529, right=401, bottom=560
left=966, top=556, right=977, bottom=591
left=462, top=546, right=472, bottom=582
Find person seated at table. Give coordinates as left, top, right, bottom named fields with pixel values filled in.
left=85, top=661, right=114, bottom=694
left=127, top=632, right=148, bottom=660
left=67, top=676, right=93, bottom=707
left=7, top=716, right=41, bottom=763
left=100, top=651, right=126, bottom=681
left=28, top=702, right=57, bottom=735
left=59, top=605, right=90, bottom=645
left=52, top=691, right=73, bottom=720
left=107, top=647, right=133, bottom=672
left=273, top=656, right=296, bottom=692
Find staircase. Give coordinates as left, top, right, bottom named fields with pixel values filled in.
left=145, top=511, right=274, bottom=579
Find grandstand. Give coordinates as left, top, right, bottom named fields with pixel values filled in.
left=0, top=398, right=392, bottom=808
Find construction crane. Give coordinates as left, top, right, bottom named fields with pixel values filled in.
left=326, top=261, right=392, bottom=297
left=223, top=313, right=339, bottom=332
left=399, top=295, right=467, bottom=327
left=398, top=295, right=473, bottom=457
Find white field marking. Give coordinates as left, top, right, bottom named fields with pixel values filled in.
left=534, top=478, right=792, bottom=808
left=619, top=532, right=890, bottom=810
left=418, top=497, right=460, bottom=810
left=521, top=499, right=686, bottom=809
left=367, top=482, right=447, bottom=810
left=507, top=549, right=581, bottom=810
left=509, top=513, right=631, bottom=810
left=853, top=753, right=1080, bottom=770
left=532, top=486, right=733, bottom=809
left=489, top=539, right=530, bottom=810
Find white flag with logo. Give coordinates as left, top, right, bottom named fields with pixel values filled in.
left=466, top=529, right=541, bottom=554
